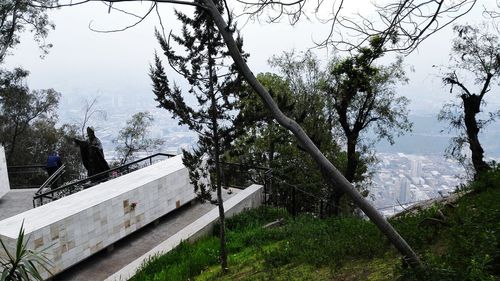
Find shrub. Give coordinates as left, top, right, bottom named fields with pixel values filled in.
left=0, top=222, right=53, bottom=281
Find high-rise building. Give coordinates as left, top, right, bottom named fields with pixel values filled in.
left=410, top=159, right=422, bottom=178
left=399, top=177, right=409, bottom=203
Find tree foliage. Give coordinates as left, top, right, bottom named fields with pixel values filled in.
left=0, top=0, right=57, bottom=63
left=231, top=71, right=347, bottom=216
left=74, top=97, right=107, bottom=138
left=438, top=23, right=500, bottom=177
left=254, top=47, right=410, bottom=214
left=0, top=68, right=60, bottom=164
left=0, top=68, right=83, bottom=183
left=323, top=39, right=411, bottom=183
left=113, top=111, right=164, bottom=165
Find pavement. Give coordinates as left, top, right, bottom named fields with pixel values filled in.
left=0, top=186, right=239, bottom=281
left=0, top=189, right=36, bottom=221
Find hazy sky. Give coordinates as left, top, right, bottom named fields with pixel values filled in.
left=3, top=1, right=500, bottom=116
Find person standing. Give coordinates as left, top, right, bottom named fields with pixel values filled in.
left=46, top=151, right=62, bottom=177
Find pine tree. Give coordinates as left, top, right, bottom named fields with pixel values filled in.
left=150, top=0, right=245, bottom=272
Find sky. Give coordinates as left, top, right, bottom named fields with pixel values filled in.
left=3, top=0, right=500, bottom=116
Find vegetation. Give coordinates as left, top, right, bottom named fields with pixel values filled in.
left=0, top=222, right=53, bottom=281
left=439, top=23, right=500, bottom=177
left=0, top=68, right=83, bottom=180
left=0, top=0, right=55, bottom=63
left=323, top=39, right=411, bottom=212
left=231, top=68, right=346, bottom=216
left=0, top=68, right=60, bottom=164
left=131, top=168, right=500, bottom=281
left=113, top=111, right=164, bottom=165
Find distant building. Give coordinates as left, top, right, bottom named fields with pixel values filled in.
left=399, top=177, right=409, bottom=203
left=410, top=159, right=422, bottom=178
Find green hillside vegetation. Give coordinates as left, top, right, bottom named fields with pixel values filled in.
left=130, top=167, right=500, bottom=281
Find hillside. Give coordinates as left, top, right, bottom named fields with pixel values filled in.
left=131, top=168, right=500, bottom=281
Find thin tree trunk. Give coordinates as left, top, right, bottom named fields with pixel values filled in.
left=205, top=0, right=421, bottom=268
left=345, top=136, right=358, bottom=182
left=6, top=123, right=19, bottom=164
left=462, top=94, right=489, bottom=176
left=207, top=40, right=228, bottom=271
left=214, top=136, right=228, bottom=272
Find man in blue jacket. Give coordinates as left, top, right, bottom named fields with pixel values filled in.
left=46, top=152, right=62, bottom=176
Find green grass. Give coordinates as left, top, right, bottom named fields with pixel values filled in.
left=131, top=168, right=500, bottom=281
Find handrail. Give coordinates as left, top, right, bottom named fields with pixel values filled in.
left=7, top=164, right=46, bottom=170
left=35, top=164, right=66, bottom=195
left=33, top=153, right=176, bottom=207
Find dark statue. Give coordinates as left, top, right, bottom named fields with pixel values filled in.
left=74, top=127, right=110, bottom=181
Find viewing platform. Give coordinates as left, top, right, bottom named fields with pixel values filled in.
left=0, top=154, right=264, bottom=280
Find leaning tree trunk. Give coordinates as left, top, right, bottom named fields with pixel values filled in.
left=462, top=94, right=490, bottom=177
left=204, top=0, right=421, bottom=268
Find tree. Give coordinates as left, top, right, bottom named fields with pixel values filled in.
left=113, top=111, right=164, bottom=165
left=438, top=23, right=500, bottom=177
left=0, top=68, right=60, bottom=164
left=149, top=0, right=245, bottom=271
left=75, top=97, right=107, bottom=138
left=322, top=39, right=412, bottom=212
left=0, top=0, right=56, bottom=63
left=55, top=124, right=85, bottom=179
left=232, top=72, right=346, bottom=215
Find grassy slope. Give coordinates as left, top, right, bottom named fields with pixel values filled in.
left=131, top=169, right=500, bottom=281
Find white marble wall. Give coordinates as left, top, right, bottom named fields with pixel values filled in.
left=0, top=155, right=195, bottom=278
left=0, top=145, right=9, bottom=199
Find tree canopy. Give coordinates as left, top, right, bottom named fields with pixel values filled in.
left=113, top=111, right=164, bottom=165
left=0, top=0, right=56, bottom=63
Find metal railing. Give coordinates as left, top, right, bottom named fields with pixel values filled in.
left=7, top=165, right=47, bottom=189
left=33, top=153, right=175, bottom=207
left=30, top=155, right=332, bottom=218
left=219, top=162, right=334, bottom=217
left=220, top=162, right=271, bottom=192
left=36, top=164, right=67, bottom=193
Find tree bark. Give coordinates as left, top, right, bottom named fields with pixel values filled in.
left=204, top=0, right=421, bottom=268
left=462, top=94, right=489, bottom=176
left=214, top=121, right=228, bottom=272
left=345, top=136, right=358, bottom=183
